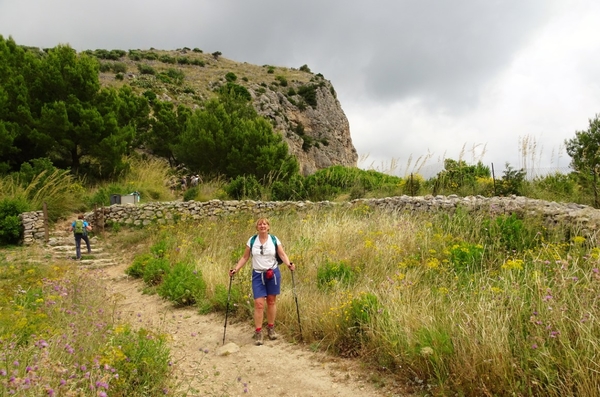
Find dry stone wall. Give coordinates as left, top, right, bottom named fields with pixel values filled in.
left=20, top=195, right=600, bottom=245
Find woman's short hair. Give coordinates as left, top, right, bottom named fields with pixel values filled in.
left=255, top=218, right=270, bottom=230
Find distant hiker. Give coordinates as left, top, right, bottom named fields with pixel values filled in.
left=70, top=214, right=92, bottom=260
left=191, top=175, right=199, bottom=187
left=229, top=218, right=295, bottom=345
left=180, top=176, right=187, bottom=191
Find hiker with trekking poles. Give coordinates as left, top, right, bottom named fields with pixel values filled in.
left=227, top=217, right=296, bottom=345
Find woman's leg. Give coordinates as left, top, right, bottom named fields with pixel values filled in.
left=266, top=295, right=277, bottom=325
left=254, top=297, right=265, bottom=329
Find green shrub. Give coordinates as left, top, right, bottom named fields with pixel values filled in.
left=299, top=64, right=311, bottom=73
left=137, top=63, right=156, bottom=75
left=225, top=175, right=262, bottom=200
left=165, top=68, right=185, bottom=83
left=275, top=75, right=288, bottom=86
left=126, top=253, right=154, bottom=278
left=112, top=62, right=127, bottom=73
left=142, top=90, right=157, bottom=102
left=301, top=135, right=315, bottom=151
left=150, top=239, right=169, bottom=258
left=183, top=186, right=199, bottom=201
left=302, top=165, right=402, bottom=201
left=449, top=241, right=484, bottom=273
left=142, top=257, right=171, bottom=286
left=297, top=84, right=318, bottom=108
left=99, top=62, right=111, bottom=72
left=0, top=197, right=30, bottom=245
left=159, top=54, right=176, bottom=64
left=218, top=82, right=251, bottom=101
left=128, top=50, right=141, bottom=61
left=107, top=325, right=172, bottom=396
left=115, top=72, right=124, bottom=81
left=335, top=292, right=381, bottom=355
left=317, top=260, right=357, bottom=289
left=269, top=175, right=307, bottom=201
left=141, top=51, right=158, bottom=60
left=532, top=172, right=577, bottom=201
left=158, top=262, right=206, bottom=306
left=209, top=283, right=243, bottom=314
left=496, top=163, right=526, bottom=196
left=225, top=72, right=237, bottom=82
left=483, top=213, right=541, bottom=252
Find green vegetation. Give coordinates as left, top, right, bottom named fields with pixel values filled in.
left=115, top=206, right=600, bottom=396
left=0, top=252, right=174, bottom=395
left=3, top=35, right=600, bottom=397
left=297, top=84, right=318, bottom=108
left=565, top=114, right=600, bottom=207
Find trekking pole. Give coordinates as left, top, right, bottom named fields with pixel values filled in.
left=223, top=273, right=234, bottom=345
left=291, top=270, right=303, bottom=342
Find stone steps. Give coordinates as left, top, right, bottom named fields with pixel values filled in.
left=38, top=230, right=120, bottom=270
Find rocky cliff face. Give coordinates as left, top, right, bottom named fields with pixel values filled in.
left=249, top=76, right=357, bottom=175
left=97, top=50, right=358, bottom=175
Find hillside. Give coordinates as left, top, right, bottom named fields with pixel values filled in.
left=91, top=47, right=358, bottom=174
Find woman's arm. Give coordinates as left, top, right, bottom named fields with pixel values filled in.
left=277, top=244, right=295, bottom=271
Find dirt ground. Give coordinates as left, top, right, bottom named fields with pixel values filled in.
left=100, top=261, right=413, bottom=397
left=47, top=221, right=413, bottom=397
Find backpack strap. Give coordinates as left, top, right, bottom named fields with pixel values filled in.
left=270, top=234, right=278, bottom=249
left=270, top=235, right=283, bottom=264
left=250, top=234, right=258, bottom=250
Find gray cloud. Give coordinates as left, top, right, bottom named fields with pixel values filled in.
left=1, top=0, right=599, bottom=174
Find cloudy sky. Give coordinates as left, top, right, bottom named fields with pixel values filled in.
left=2, top=0, right=599, bottom=177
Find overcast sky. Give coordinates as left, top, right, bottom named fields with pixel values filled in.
left=2, top=0, right=599, bottom=177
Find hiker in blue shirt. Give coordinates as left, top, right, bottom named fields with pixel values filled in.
left=70, top=214, right=92, bottom=260
left=230, top=217, right=295, bottom=345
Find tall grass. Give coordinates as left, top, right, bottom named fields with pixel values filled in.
left=0, top=169, right=85, bottom=222
left=122, top=206, right=600, bottom=396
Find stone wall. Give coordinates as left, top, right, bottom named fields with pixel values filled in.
left=20, top=210, right=46, bottom=245
left=20, top=195, right=600, bottom=245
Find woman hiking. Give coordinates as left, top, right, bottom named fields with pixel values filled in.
left=229, top=218, right=295, bottom=345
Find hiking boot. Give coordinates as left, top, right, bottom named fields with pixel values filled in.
left=267, top=326, right=278, bottom=340
left=254, top=330, right=264, bottom=346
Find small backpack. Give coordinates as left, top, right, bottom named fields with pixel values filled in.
left=250, top=234, right=283, bottom=264
left=74, top=219, right=85, bottom=235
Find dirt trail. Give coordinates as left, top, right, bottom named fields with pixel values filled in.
left=46, top=222, right=409, bottom=397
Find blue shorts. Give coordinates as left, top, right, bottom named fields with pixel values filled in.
left=252, top=266, right=281, bottom=298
